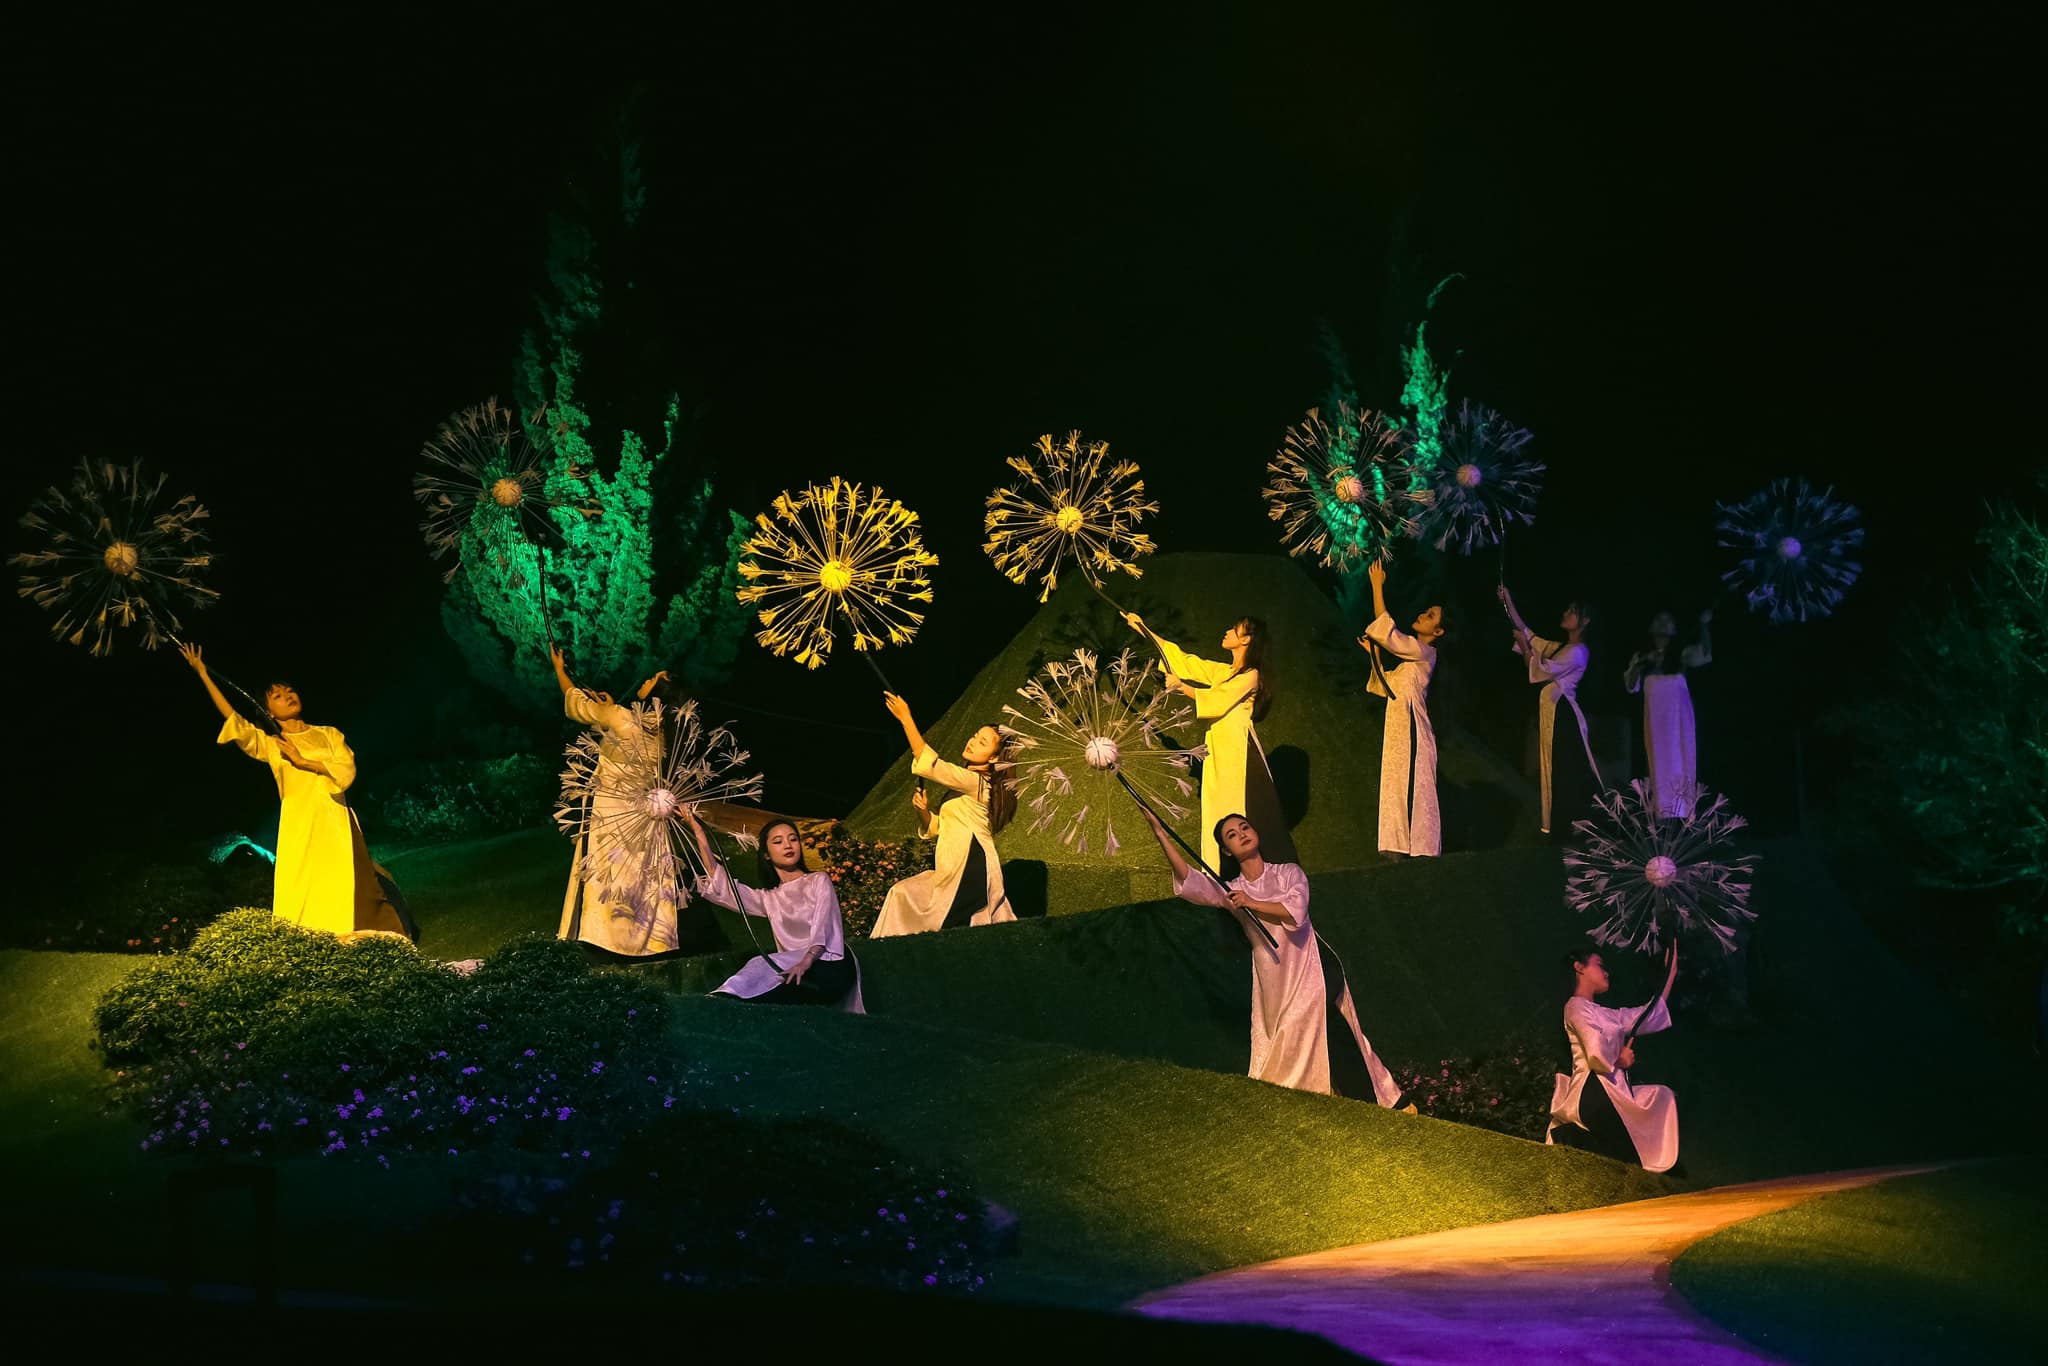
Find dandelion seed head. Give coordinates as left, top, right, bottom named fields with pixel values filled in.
left=984, top=432, right=1157, bottom=603
left=1716, top=477, right=1863, bottom=624
left=736, top=477, right=937, bottom=668
left=1262, top=404, right=1414, bottom=572
left=1408, top=400, right=1543, bottom=556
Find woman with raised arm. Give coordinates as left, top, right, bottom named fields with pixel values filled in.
left=870, top=691, right=1014, bottom=936
left=1124, top=610, right=1294, bottom=872
left=1358, top=559, right=1447, bottom=858
left=1547, top=943, right=1681, bottom=1171
left=552, top=645, right=685, bottom=957
left=685, top=809, right=864, bottom=1011
left=1624, top=608, right=1714, bottom=819
left=180, top=643, right=413, bottom=940
left=1497, top=584, right=1601, bottom=839
left=1140, top=805, right=1403, bottom=1104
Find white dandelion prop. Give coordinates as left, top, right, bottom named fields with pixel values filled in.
left=1563, top=779, right=1757, bottom=958
left=12, top=457, right=217, bottom=655
left=984, top=431, right=1159, bottom=607
left=999, top=647, right=1204, bottom=858
left=554, top=698, right=765, bottom=922
left=414, top=397, right=586, bottom=582
left=1410, top=399, right=1544, bottom=557
left=1262, top=403, right=1416, bottom=572
left=1716, top=477, right=1864, bottom=624
left=735, top=476, right=938, bottom=688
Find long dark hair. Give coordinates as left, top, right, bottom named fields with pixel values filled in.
left=1212, top=811, right=1255, bottom=882
left=1231, top=616, right=1274, bottom=723
left=981, top=726, right=1017, bottom=835
left=754, top=818, right=804, bottom=889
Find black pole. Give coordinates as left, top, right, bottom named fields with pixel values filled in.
left=1114, top=770, right=1278, bottom=951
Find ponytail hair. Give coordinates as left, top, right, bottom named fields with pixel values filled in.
left=983, top=726, right=1017, bottom=835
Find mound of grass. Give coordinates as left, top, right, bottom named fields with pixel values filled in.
left=1670, top=1160, right=2048, bottom=1363
left=843, top=553, right=1537, bottom=912
left=376, top=825, right=565, bottom=959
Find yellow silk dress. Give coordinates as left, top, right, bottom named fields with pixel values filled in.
left=1150, top=636, right=1267, bottom=873
left=219, top=714, right=361, bottom=935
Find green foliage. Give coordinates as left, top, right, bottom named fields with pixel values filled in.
left=2, top=846, right=271, bottom=955
left=444, top=117, right=750, bottom=712
left=353, top=754, right=560, bottom=841
left=1828, top=491, right=2048, bottom=933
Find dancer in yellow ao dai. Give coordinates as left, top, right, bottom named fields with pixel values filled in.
left=551, top=647, right=682, bottom=957
left=1358, top=559, right=1445, bottom=858
left=870, top=692, right=1015, bottom=937
left=1124, top=611, right=1295, bottom=872
left=181, top=644, right=412, bottom=939
left=1140, top=806, right=1402, bottom=1103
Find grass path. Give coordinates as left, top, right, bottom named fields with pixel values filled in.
left=1134, top=1165, right=1940, bottom=1364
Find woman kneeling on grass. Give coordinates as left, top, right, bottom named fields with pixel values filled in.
left=685, top=808, right=864, bottom=1012
left=1547, top=942, right=1679, bottom=1171
left=1139, top=806, right=1405, bottom=1106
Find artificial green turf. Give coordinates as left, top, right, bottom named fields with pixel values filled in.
left=842, top=552, right=1538, bottom=908
left=661, top=995, right=1666, bottom=1308
left=1670, top=1160, right=2048, bottom=1364
left=375, top=824, right=563, bottom=960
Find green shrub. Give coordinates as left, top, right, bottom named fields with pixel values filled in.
left=353, top=755, right=560, bottom=841
left=4, top=844, right=273, bottom=955
left=100, top=912, right=676, bottom=1164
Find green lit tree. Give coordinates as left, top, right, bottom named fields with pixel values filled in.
left=442, top=106, right=750, bottom=713
left=1833, top=484, right=2048, bottom=936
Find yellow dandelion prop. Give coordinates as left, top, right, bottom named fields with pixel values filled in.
left=984, top=431, right=1158, bottom=606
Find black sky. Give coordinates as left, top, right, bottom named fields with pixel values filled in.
left=4, top=6, right=2037, bottom=854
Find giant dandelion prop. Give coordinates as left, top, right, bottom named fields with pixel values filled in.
left=735, top=476, right=937, bottom=691
left=984, top=431, right=1158, bottom=610
left=1410, top=398, right=1543, bottom=572
left=1000, top=648, right=1276, bottom=949
left=1262, top=403, right=1416, bottom=573
left=12, top=457, right=217, bottom=656
left=414, top=398, right=592, bottom=654
left=1564, top=779, right=1757, bottom=1040
left=1715, top=476, right=1864, bottom=624
left=554, top=698, right=766, bottom=934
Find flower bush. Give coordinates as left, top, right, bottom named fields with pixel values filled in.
left=5, top=842, right=272, bottom=955
left=806, top=825, right=935, bottom=939
left=94, top=911, right=1008, bottom=1293
left=1388, top=1030, right=1563, bottom=1141
left=352, top=754, right=560, bottom=841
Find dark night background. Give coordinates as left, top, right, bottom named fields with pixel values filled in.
left=3, top=6, right=2036, bottom=863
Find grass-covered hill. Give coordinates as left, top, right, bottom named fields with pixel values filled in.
left=844, top=552, right=1538, bottom=914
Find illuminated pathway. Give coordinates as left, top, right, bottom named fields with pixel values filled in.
left=1132, top=1165, right=1940, bottom=1364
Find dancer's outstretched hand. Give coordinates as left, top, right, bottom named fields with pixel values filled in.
left=882, top=691, right=912, bottom=723
left=1366, top=559, right=1386, bottom=588
left=179, top=642, right=206, bottom=673
left=1121, top=611, right=1146, bottom=634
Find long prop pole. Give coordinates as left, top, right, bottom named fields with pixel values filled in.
left=692, top=818, right=783, bottom=967
left=1114, top=770, right=1277, bottom=952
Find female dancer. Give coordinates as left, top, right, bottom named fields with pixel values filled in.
left=684, top=810, right=864, bottom=1011
left=1140, top=805, right=1403, bottom=1104
left=1497, top=585, right=1601, bottom=839
left=552, top=645, right=683, bottom=957
left=1624, top=609, right=1713, bottom=819
left=1358, top=559, right=1445, bottom=858
left=1124, top=610, right=1294, bottom=872
left=1547, top=943, right=1681, bottom=1171
left=870, top=692, right=1014, bottom=936
left=181, top=644, right=413, bottom=940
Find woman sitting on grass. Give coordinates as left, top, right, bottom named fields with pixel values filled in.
left=1547, top=942, right=1680, bottom=1171
left=685, top=809, right=864, bottom=1012
left=1138, top=805, right=1404, bottom=1106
